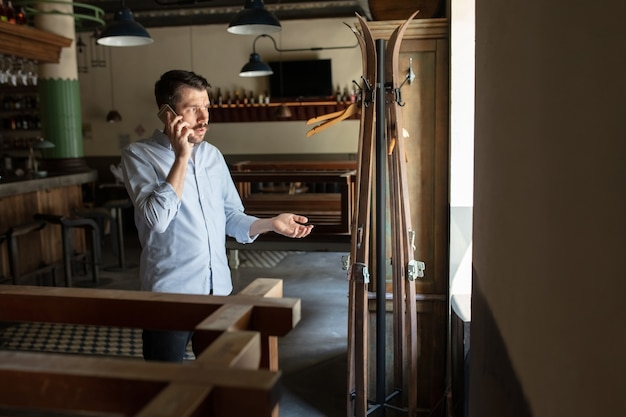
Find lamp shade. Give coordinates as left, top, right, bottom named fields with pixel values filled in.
left=274, top=104, right=292, bottom=119
left=239, top=53, right=274, bottom=77
left=97, top=8, right=153, bottom=47
left=106, top=110, right=122, bottom=123
left=228, top=0, right=281, bottom=35
left=32, top=139, right=55, bottom=149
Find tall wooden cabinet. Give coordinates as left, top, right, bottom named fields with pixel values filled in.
left=367, top=18, right=450, bottom=415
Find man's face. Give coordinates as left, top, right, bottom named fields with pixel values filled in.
left=173, top=86, right=210, bottom=144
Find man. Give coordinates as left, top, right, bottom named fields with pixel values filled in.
left=121, top=70, right=313, bottom=362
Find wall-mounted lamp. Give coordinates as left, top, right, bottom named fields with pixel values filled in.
left=238, top=34, right=358, bottom=78
left=97, top=2, right=153, bottom=47
left=30, top=138, right=55, bottom=177
left=228, top=0, right=281, bottom=35
left=239, top=34, right=275, bottom=77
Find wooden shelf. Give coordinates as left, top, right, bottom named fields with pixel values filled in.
left=0, top=21, right=72, bottom=63
left=210, top=101, right=359, bottom=123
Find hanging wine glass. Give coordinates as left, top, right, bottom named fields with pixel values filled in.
left=0, top=55, right=8, bottom=84
left=26, top=60, right=38, bottom=86
left=8, top=57, right=17, bottom=86
left=0, top=55, right=15, bottom=85
left=16, top=59, right=28, bottom=86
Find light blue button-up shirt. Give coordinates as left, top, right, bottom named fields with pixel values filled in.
left=121, top=130, right=258, bottom=295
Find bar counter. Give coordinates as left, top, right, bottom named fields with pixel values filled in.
left=0, top=170, right=97, bottom=199
left=0, top=170, right=98, bottom=283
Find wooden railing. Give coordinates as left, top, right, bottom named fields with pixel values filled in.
left=0, top=278, right=298, bottom=416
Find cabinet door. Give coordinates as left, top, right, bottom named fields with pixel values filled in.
left=369, top=19, right=450, bottom=412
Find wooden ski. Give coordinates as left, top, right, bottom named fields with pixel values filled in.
left=384, top=10, right=422, bottom=416
left=346, top=12, right=377, bottom=417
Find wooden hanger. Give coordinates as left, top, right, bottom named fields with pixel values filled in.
left=305, top=102, right=359, bottom=138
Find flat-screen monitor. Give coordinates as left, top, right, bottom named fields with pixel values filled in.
left=268, top=59, right=333, bottom=100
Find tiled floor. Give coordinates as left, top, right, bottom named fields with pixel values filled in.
left=27, top=232, right=350, bottom=417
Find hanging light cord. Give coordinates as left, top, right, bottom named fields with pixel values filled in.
left=109, top=48, right=115, bottom=109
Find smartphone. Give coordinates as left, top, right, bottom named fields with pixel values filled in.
left=157, top=104, right=177, bottom=124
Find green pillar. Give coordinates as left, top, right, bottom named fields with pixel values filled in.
left=34, top=1, right=88, bottom=171
left=39, top=79, right=83, bottom=158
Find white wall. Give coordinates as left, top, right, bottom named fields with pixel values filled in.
left=449, top=0, right=475, bottom=296
left=78, top=18, right=362, bottom=156
left=470, top=1, right=626, bottom=416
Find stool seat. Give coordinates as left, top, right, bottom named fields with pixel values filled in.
left=34, top=213, right=101, bottom=287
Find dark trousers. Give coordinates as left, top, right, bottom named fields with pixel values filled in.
left=142, top=329, right=193, bottom=363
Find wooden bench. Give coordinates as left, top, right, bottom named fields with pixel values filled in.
left=229, top=160, right=357, bottom=252
left=0, top=278, right=298, bottom=416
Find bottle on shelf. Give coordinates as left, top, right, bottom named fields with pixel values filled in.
left=5, top=0, right=15, bottom=24
left=16, top=5, right=25, bottom=24
left=343, top=87, right=351, bottom=103
left=335, top=85, right=343, bottom=102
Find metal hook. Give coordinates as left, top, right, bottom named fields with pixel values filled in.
left=361, top=75, right=375, bottom=107
left=397, top=58, right=415, bottom=90
left=389, top=58, right=416, bottom=107
left=407, top=57, right=415, bottom=85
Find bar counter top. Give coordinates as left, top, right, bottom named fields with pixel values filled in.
left=0, top=170, right=97, bottom=199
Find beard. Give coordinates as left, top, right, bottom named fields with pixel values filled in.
left=188, top=122, right=209, bottom=143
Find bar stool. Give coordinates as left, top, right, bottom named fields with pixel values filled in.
left=73, top=206, right=119, bottom=264
left=103, top=198, right=136, bottom=271
left=74, top=198, right=136, bottom=272
left=33, top=214, right=101, bottom=287
left=1, top=221, right=58, bottom=285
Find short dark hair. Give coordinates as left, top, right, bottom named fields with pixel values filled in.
left=154, top=70, right=211, bottom=109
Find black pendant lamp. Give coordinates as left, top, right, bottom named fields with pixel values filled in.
left=106, top=110, right=122, bottom=123
left=228, top=0, right=281, bottom=35
left=97, top=2, right=153, bottom=47
left=239, top=35, right=274, bottom=77
left=239, top=52, right=273, bottom=77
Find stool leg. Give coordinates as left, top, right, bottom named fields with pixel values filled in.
left=7, top=236, right=19, bottom=285
left=51, top=265, right=58, bottom=287
left=115, top=207, right=126, bottom=268
left=61, top=226, right=73, bottom=287
left=103, top=206, right=136, bottom=272
left=89, top=226, right=100, bottom=285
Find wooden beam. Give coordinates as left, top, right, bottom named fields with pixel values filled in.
left=0, top=351, right=281, bottom=417
left=194, top=331, right=261, bottom=369
left=240, top=278, right=284, bottom=371
left=0, top=285, right=300, bottom=337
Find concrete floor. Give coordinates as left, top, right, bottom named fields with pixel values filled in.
left=83, top=233, right=350, bottom=417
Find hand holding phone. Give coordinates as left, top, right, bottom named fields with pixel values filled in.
left=157, top=104, right=177, bottom=124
